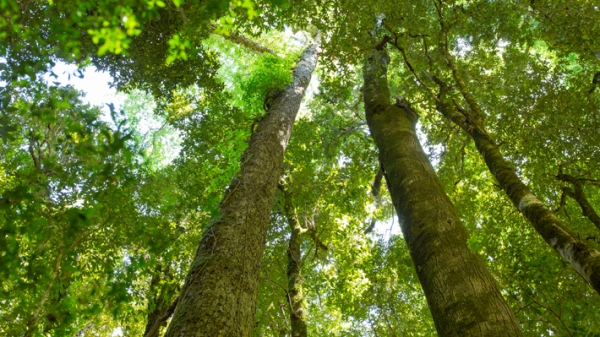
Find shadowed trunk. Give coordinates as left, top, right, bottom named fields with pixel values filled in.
left=164, top=38, right=319, bottom=337
left=363, top=48, right=523, bottom=336
left=281, top=186, right=307, bottom=337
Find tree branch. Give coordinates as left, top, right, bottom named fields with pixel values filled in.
left=556, top=173, right=600, bottom=231
left=144, top=296, right=180, bottom=337
left=209, top=24, right=278, bottom=56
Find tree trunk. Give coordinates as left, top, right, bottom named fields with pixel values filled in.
left=363, top=49, right=523, bottom=336
left=431, top=67, right=600, bottom=296
left=281, top=186, right=308, bottom=337
left=164, top=39, right=319, bottom=337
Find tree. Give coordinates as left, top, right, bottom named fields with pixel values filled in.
left=163, top=38, right=320, bottom=337
left=362, top=46, right=522, bottom=336
left=0, top=82, right=179, bottom=336
left=2, top=0, right=600, bottom=336
left=280, top=183, right=308, bottom=337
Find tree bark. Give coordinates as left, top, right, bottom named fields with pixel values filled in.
left=556, top=173, right=600, bottom=231
left=465, top=125, right=600, bottom=294
left=281, top=186, right=308, bottom=337
left=430, top=51, right=600, bottom=295
left=363, top=49, right=523, bottom=336
left=392, top=26, right=600, bottom=296
left=164, top=39, right=319, bottom=337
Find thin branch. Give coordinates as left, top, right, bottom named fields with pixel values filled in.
left=438, top=28, right=486, bottom=124
left=553, top=188, right=569, bottom=214
left=143, top=295, right=180, bottom=337
left=24, top=252, right=64, bottom=337
left=556, top=173, right=600, bottom=231
left=365, top=168, right=384, bottom=234
left=261, top=275, right=289, bottom=296
left=209, top=24, right=278, bottom=56
left=390, top=41, right=440, bottom=103
left=522, top=293, right=574, bottom=337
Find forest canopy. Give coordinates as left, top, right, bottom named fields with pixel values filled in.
left=1, top=0, right=600, bottom=336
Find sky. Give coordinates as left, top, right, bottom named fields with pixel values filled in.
left=44, top=62, right=125, bottom=116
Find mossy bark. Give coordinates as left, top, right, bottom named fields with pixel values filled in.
left=469, top=125, right=600, bottom=294
left=282, top=187, right=308, bottom=337
left=164, top=40, right=319, bottom=337
left=434, top=79, right=600, bottom=296
left=432, top=32, right=600, bottom=294
left=363, top=49, right=523, bottom=337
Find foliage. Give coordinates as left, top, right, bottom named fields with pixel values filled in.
left=236, top=53, right=295, bottom=117
left=2, top=0, right=600, bottom=336
left=0, top=82, right=179, bottom=336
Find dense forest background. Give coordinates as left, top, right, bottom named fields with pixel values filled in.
left=1, top=0, right=600, bottom=336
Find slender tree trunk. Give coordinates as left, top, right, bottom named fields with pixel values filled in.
left=281, top=186, right=308, bottom=337
left=440, top=98, right=600, bottom=295
left=164, top=39, right=319, bottom=337
left=24, top=252, right=63, bottom=337
left=430, top=41, right=600, bottom=294
left=144, top=296, right=179, bottom=337
left=143, top=268, right=167, bottom=336
left=363, top=48, right=523, bottom=336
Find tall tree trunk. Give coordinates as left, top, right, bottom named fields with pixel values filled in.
left=435, top=91, right=600, bottom=295
left=363, top=48, right=523, bottom=336
left=430, top=38, right=600, bottom=295
left=281, top=186, right=308, bottom=337
left=164, top=39, right=319, bottom=337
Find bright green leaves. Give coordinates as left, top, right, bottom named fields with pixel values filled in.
left=147, top=0, right=167, bottom=9
left=87, top=7, right=143, bottom=56
left=0, top=81, right=184, bottom=336
left=235, top=0, right=258, bottom=19
left=0, top=0, right=223, bottom=93
left=206, top=0, right=258, bottom=28
left=1, top=0, right=599, bottom=335
left=171, top=89, right=251, bottom=218
left=166, top=34, right=192, bottom=64
left=216, top=0, right=259, bottom=31
left=236, top=53, right=295, bottom=116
